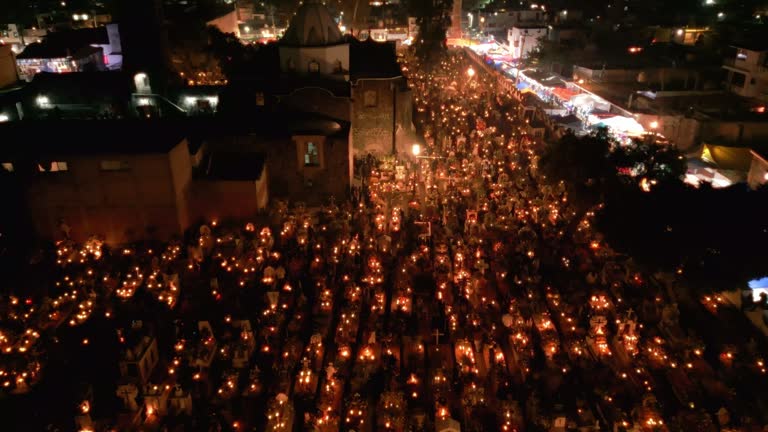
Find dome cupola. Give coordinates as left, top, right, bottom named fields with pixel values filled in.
left=281, top=0, right=343, bottom=46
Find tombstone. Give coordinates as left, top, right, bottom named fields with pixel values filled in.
left=717, top=407, right=730, bottom=427
left=266, top=291, right=279, bottom=309
left=475, top=259, right=489, bottom=275
left=310, top=333, right=323, bottom=347
left=169, top=385, right=192, bottom=415
left=199, top=224, right=211, bottom=238
left=164, top=273, right=179, bottom=290
left=590, top=315, right=608, bottom=336
left=326, top=362, right=337, bottom=381
left=663, top=302, right=680, bottom=325
left=378, top=235, right=392, bottom=254
left=275, top=266, right=286, bottom=280
left=553, top=416, right=567, bottom=432
left=264, top=265, right=276, bottom=281
left=395, top=165, right=407, bottom=182
left=436, top=416, right=461, bottom=432
left=116, top=383, right=139, bottom=411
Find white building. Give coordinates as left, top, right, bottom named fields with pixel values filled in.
left=278, top=0, right=349, bottom=79
left=508, top=26, right=548, bottom=60
left=480, top=8, right=546, bottom=34
left=723, top=43, right=768, bottom=101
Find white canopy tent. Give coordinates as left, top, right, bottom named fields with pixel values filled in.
left=592, top=115, right=645, bottom=136
left=570, top=93, right=610, bottom=112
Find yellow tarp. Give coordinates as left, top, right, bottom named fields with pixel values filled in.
left=700, top=144, right=753, bottom=171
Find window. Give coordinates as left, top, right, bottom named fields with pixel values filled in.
left=308, top=60, right=320, bottom=73
left=364, top=90, right=377, bottom=108
left=38, top=161, right=68, bottom=172
left=304, top=142, right=319, bottom=166
left=126, top=363, right=139, bottom=378
left=732, top=72, right=746, bottom=88
left=100, top=160, right=130, bottom=171
left=1, top=163, right=12, bottom=172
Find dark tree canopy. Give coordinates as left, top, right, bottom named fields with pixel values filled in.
left=538, top=129, right=615, bottom=213
left=405, top=0, right=453, bottom=61
left=597, top=183, right=768, bottom=293
left=538, top=130, right=768, bottom=294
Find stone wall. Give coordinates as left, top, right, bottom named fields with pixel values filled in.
left=351, top=77, right=412, bottom=156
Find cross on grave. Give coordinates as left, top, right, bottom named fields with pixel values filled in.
left=433, top=329, right=445, bottom=346
left=475, top=259, right=489, bottom=275
left=301, top=357, right=311, bottom=370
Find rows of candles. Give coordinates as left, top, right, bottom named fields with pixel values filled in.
left=0, top=47, right=762, bottom=432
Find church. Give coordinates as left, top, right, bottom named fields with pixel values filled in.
left=212, top=0, right=416, bottom=204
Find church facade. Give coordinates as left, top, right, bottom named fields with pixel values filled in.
left=215, top=0, right=415, bottom=204
left=276, top=0, right=415, bottom=158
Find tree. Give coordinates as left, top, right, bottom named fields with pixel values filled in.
left=166, top=18, right=225, bottom=86
left=526, top=36, right=575, bottom=73
left=405, top=0, right=453, bottom=61
left=597, top=183, right=768, bottom=294
left=538, top=128, right=616, bottom=214
left=610, top=139, right=687, bottom=187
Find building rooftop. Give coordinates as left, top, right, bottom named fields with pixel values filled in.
left=27, top=71, right=133, bottom=97
left=730, top=41, right=768, bottom=52
left=16, top=43, right=102, bottom=60
left=0, top=120, right=188, bottom=157
left=204, top=151, right=266, bottom=181
left=752, top=148, right=768, bottom=163
left=119, top=321, right=155, bottom=361
left=45, top=27, right=110, bottom=48
left=281, top=0, right=343, bottom=47
left=350, top=38, right=401, bottom=79
left=512, top=24, right=548, bottom=29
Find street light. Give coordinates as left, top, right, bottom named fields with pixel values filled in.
left=411, top=144, right=422, bottom=157
left=650, top=121, right=659, bottom=129
left=467, top=67, right=475, bottom=78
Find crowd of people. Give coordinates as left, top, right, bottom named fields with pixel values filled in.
left=2, top=49, right=768, bottom=432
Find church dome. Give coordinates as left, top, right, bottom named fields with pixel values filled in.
left=281, top=0, right=344, bottom=46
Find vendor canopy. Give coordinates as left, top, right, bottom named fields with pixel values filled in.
left=516, top=81, right=530, bottom=91
left=551, top=87, right=578, bottom=102
left=570, top=93, right=610, bottom=111
left=700, top=144, right=753, bottom=172
left=748, top=277, right=768, bottom=302
left=595, top=115, right=645, bottom=136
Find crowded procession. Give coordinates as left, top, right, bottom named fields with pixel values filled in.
left=2, top=48, right=768, bottom=432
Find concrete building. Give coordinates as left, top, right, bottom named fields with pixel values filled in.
left=207, top=10, right=241, bottom=37
left=16, top=44, right=105, bottom=81
left=118, top=324, right=159, bottom=385
left=220, top=0, right=415, bottom=198
left=203, top=114, right=351, bottom=205
left=748, top=150, right=768, bottom=189
left=508, top=26, right=547, bottom=60
left=723, top=43, right=768, bottom=102
left=0, top=121, right=195, bottom=244
left=15, top=24, right=122, bottom=81
left=189, top=151, right=269, bottom=223
left=0, top=45, right=18, bottom=89
left=479, top=8, right=546, bottom=36
left=448, top=0, right=463, bottom=39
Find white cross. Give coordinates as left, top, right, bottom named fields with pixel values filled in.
left=433, top=329, right=444, bottom=346
left=475, top=259, right=489, bottom=275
